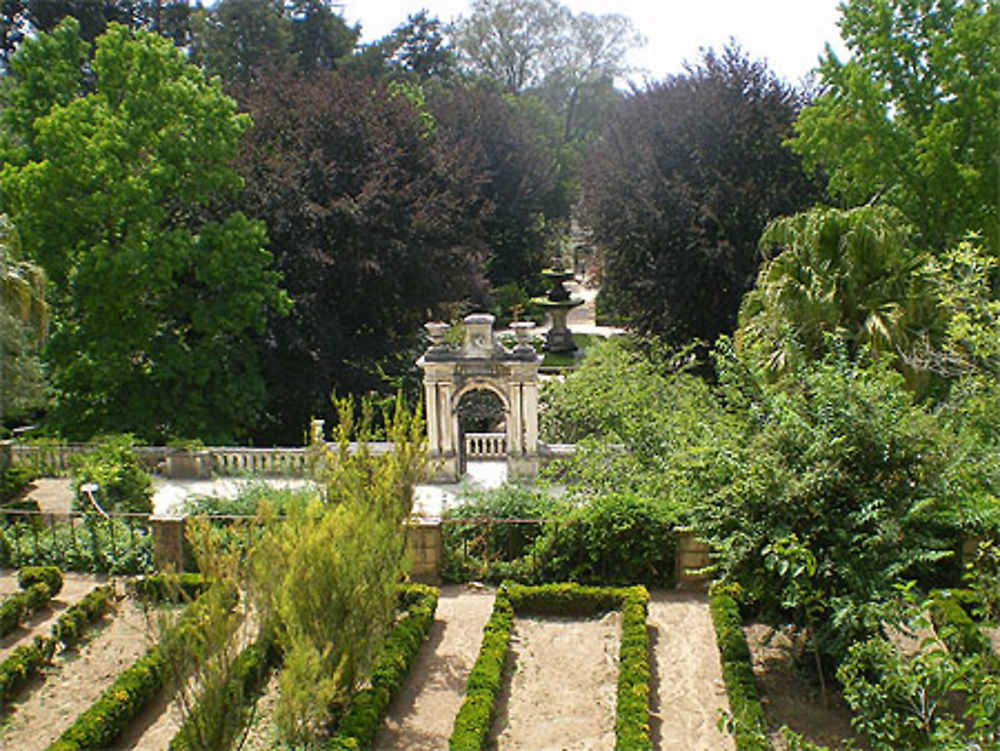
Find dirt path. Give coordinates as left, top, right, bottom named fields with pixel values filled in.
left=492, top=612, right=621, bottom=751
left=0, top=598, right=159, bottom=751
left=647, top=590, right=735, bottom=751
left=0, top=571, right=110, bottom=662
left=374, top=585, right=496, bottom=750
left=744, top=624, right=859, bottom=750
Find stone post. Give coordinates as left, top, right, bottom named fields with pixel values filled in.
left=0, top=440, right=11, bottom=470
left=310, top=418, right=326, bottom=444
left=407, top=519, right=442, bottom=585
left=151, top=515, right=188, bottom=572
left=674, top=526, right=712, bottom=588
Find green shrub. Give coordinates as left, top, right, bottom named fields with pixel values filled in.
left=0, top=463, right=33, bottom=503
left=71, top=435, right=153, bottom=514
left=130, top=573, right=206, bottom=603
left=533, top=492, right=676, bottom=588
left=449, top=582, right=651, bottom=751
left=708, top=583, right=771, bottom=751
left=19, top=565, right=63, bottom=595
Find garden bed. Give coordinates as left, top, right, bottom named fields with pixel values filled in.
left=450, top=582, right=650, bottom=751
left=0, top=597, right=161, bottom=750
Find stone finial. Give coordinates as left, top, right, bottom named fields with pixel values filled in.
left=424, top=321, right=450, bottom=349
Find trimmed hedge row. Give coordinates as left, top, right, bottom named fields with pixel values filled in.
left=130, top=572, right=207, bottom=603
left=708, top=582, right=771, bottom=751
left=0, top=566, right=64, bottom=636
left=0, top=584, right=114, bottom=705
left=449, top=582, right=651, bottom=751
left=47, top=579, right=224, bottom=751
left=327, top=583, right=440, bottom=750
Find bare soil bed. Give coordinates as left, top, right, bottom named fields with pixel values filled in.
left=0, top=597, right=162, bottom=750
left=0, top=570, right=111, bottom=663
left=374, top=584, right=496, bottom=750
left=744, top=624, right=860, bottom=750
left=492, top=612, right=621, bottom=751
left=648, top=590, right=735, bottom=751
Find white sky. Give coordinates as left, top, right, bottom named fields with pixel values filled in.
left=337, top=0, right=850, bottom=89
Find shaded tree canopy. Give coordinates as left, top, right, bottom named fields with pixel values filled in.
left=347, top=10, right=457, bottom=83
left=430, top=83, right=570, bottom=290
left=581, top=45, right=823, bottom=344
left=232, top=68, right=491, bottom=444
left=791, top=0, right=1000, bottom=254
left=0, top=19, right=288, bottom=442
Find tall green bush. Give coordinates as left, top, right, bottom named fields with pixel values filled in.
left=71, top=435, right=153, bottom=515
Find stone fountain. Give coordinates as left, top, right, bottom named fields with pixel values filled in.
left=533, top=260, right=583, bottom=353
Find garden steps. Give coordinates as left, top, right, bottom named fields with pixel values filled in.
left=0, top=598, right=159, bottom=751
left=0, top=572, right=110, bottom=663
left=372, top=584, right=495, bottom=750
left=647, top=590, right=735, bottom=751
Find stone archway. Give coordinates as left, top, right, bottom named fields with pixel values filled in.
left=417, top=314, right=541, bottom=482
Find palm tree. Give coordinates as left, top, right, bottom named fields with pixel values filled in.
left=736, top=204, right=936, bottom=379
left=0, top=214, right=48, bottom=425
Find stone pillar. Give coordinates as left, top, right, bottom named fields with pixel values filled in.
left=310, top=418, right=325, bottom=444
left=0, top=440, right=11, bottom=469
left=508, top=384, right=523, bottom=455
left=674, top=527, right=712, bottom=588
left=151, top=515, right=187, bottom=572
left=521, top=382, right=539, bottom=455
left=407, top=520, right=442, bottom=584
left=424, top=383, right=440, bottom=455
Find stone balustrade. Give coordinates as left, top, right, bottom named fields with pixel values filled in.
left=464, top=432, right=507, bottom=460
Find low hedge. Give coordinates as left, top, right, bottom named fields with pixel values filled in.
left=449, top=582, right=651, bottom=751
left=708, top=582, right=771, bottom=751
left=0, top=566, right=64, bottom=636
left=130, top=572, right=206, bottom=603
left=47, top=581, right=232, bottom=751
left=19, top=565, right=64, bottom=594
left=327, top=583, right=439, bottom=750
left=0, top=584, right=114, bottom=705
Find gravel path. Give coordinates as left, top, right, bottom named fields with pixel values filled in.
left=373, top=585, right=496, bottom=750
left=493, top=612, right=621, bottom=751
left=648, top=590, right=735, bottom=751
left=0, top=598, right=160, bottom=750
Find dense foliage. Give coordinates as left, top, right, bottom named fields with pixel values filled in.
left=0, top=20, right=288, bottom=442
left=70, top=434, right=153, bottom=514
left=581, top=46, right=821, bottom=343
left=791, top=0, right=1000, bottom=254
left=233, top=68, right=489, bottom=443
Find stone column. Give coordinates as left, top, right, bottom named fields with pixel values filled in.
left=521, top=382, right=539, bottom=455
left=0, top=440, right=11, bottom=470
left=508, top=384, right=523, bottom=455
left=151, top=515, right=187, bottom=572
left=674, top=527, right=711, bottom=588
left=424, top=382, right=440, bottom=455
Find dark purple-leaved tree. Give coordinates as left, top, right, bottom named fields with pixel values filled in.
left=582, top=45, right=823, bottom=345
left=234, top=69, right=491, bottom=443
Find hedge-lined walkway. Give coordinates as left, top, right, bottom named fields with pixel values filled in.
left=649, top=590, right=735, bottom=751
left=0, top=571, right=110, bottom=663
left=373, top=585, right=495, bottom=750
left=0, top=598, right=158, bottom=750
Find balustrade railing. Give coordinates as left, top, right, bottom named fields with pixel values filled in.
left=464, top=432, right=507, bottom=459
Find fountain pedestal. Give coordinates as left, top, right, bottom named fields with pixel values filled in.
left=533, top=266, right=583, bottom=353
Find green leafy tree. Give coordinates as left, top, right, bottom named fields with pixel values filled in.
left=453, top=0, right=640, bottom=146
left=0, top=214, right=47, bottom=423
left=0, top=19, right=289, bottom=442
left=791, top=0, right=1000, bottom=253
left=347, top=10, right=456, bottom=83
left=582, top=46, right=822, bottom=344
